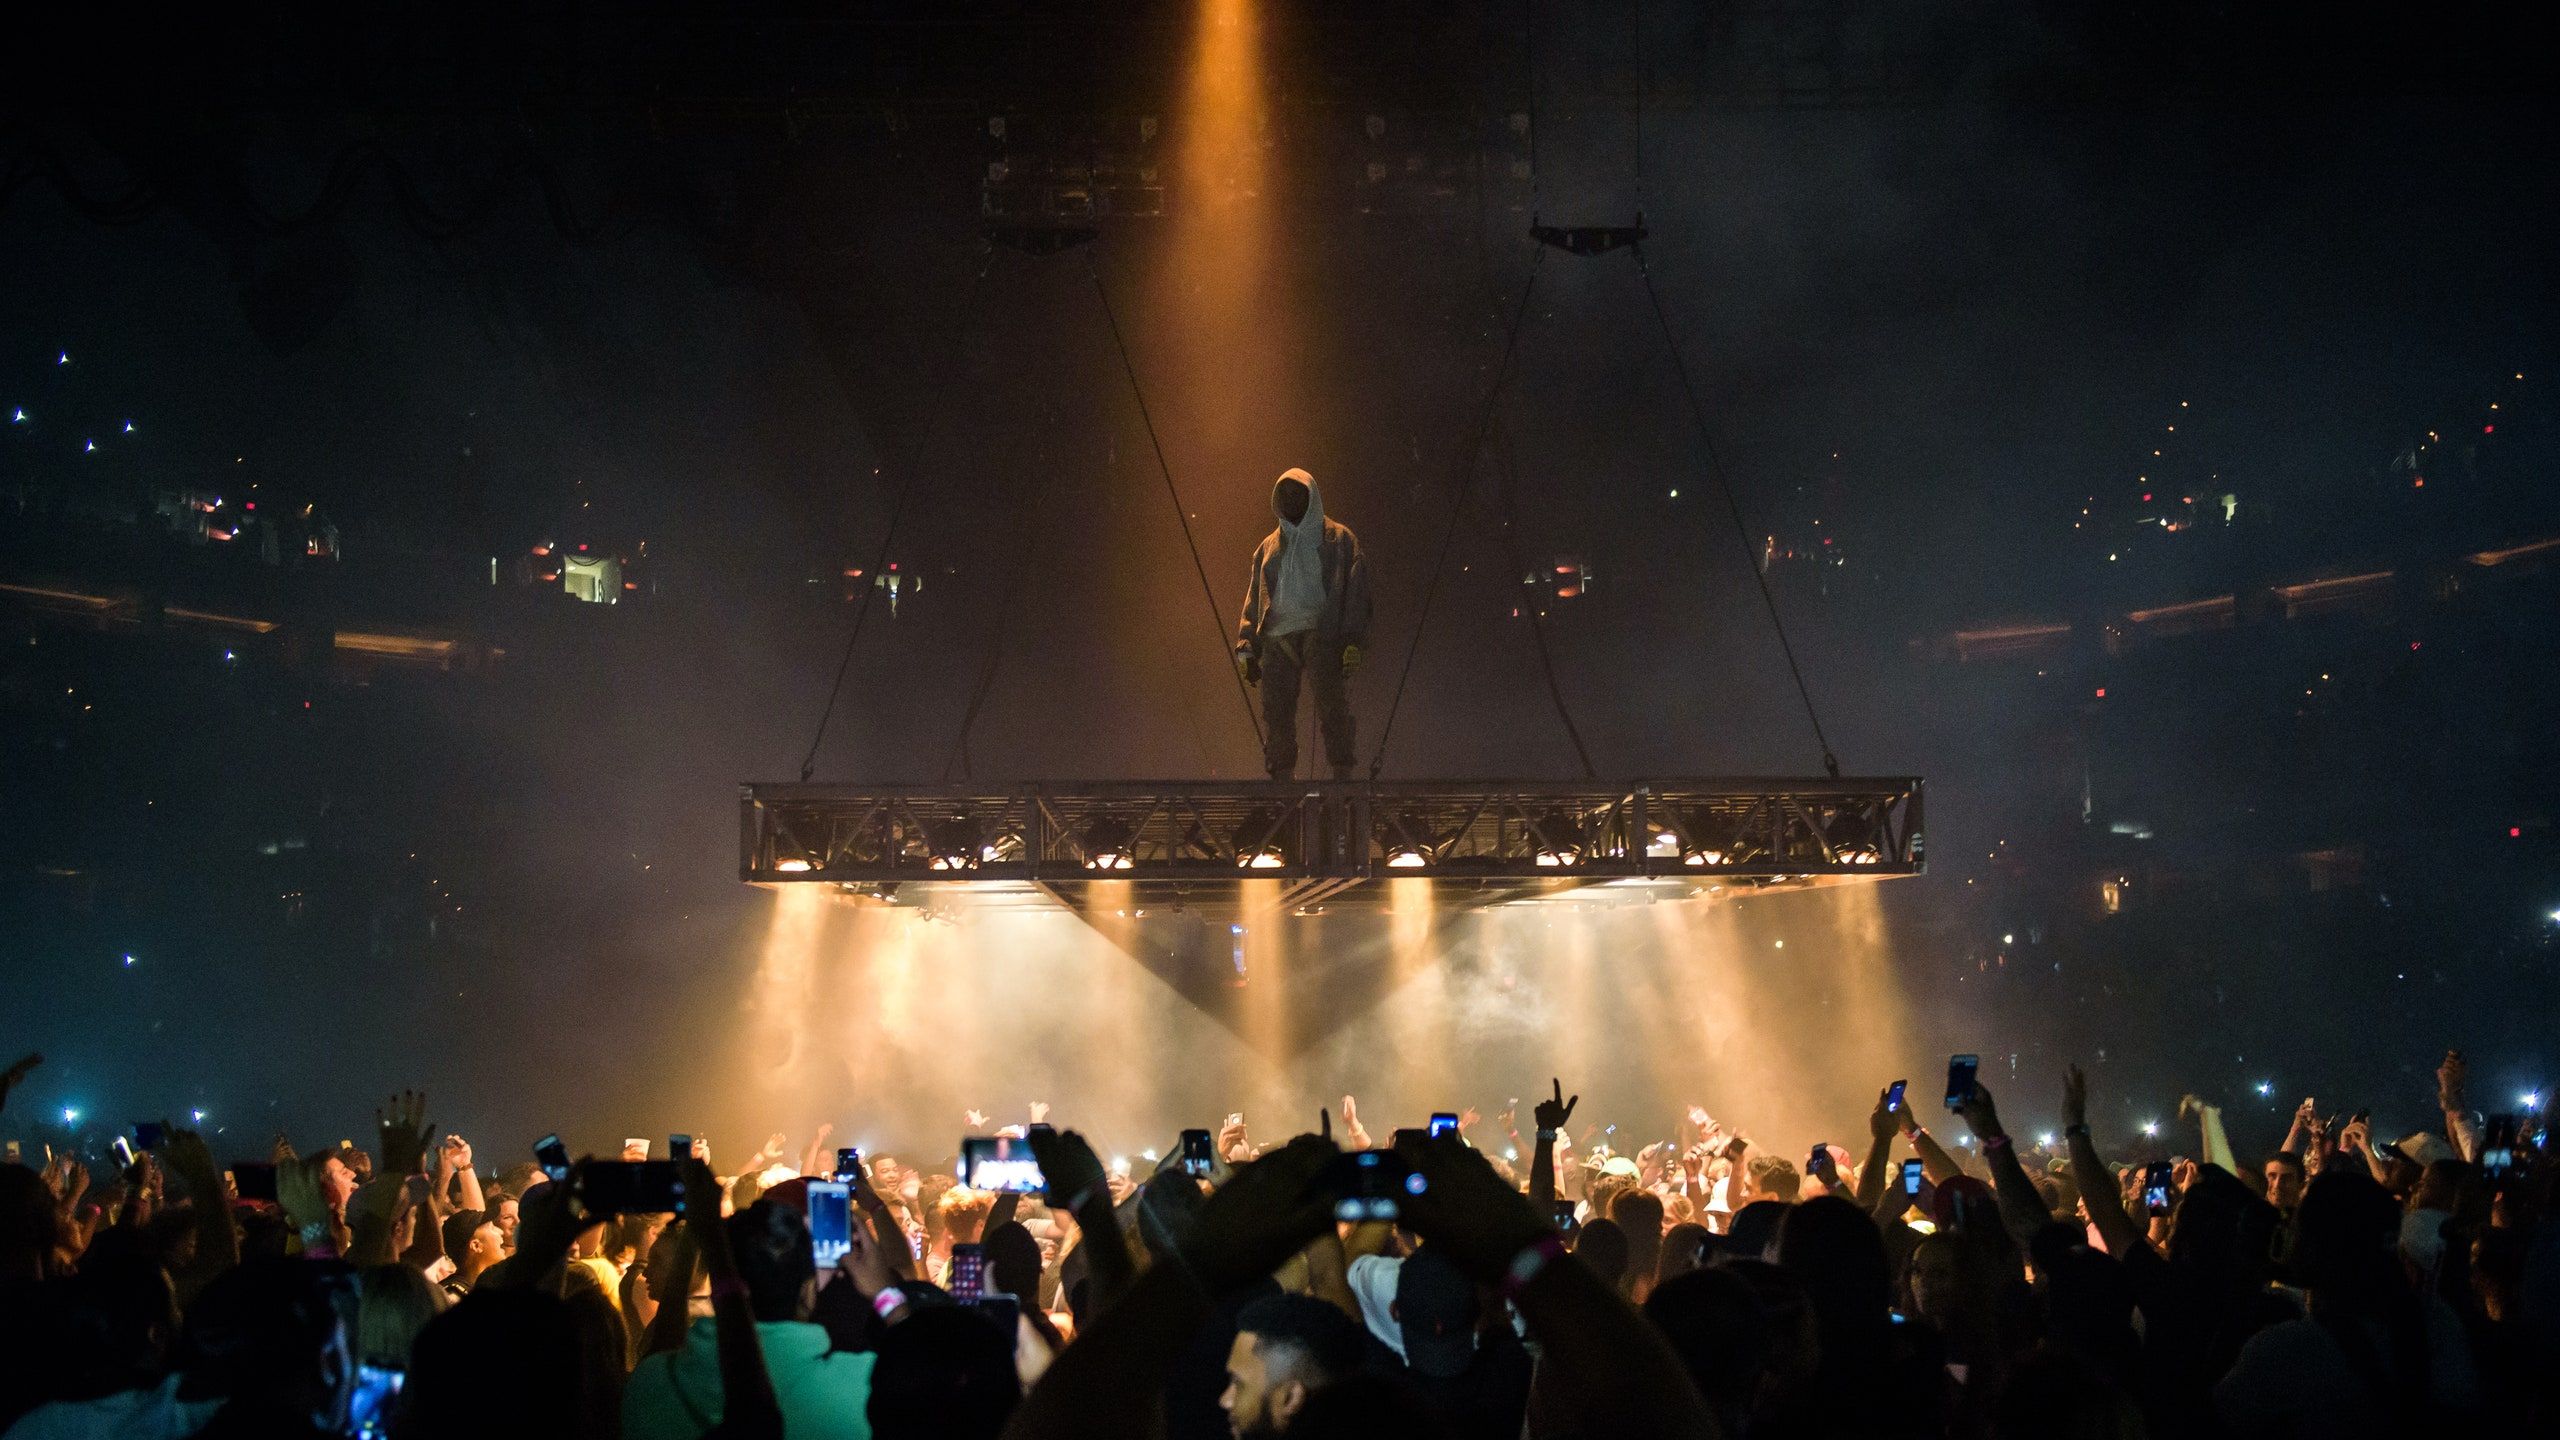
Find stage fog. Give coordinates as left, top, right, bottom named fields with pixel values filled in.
left=729, top=879, right=1914, bottom=1166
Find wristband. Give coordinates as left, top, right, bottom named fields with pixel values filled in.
left=1499, top=1234, right=1567, bottom=1303
left=1535, top=1129, right=1558, bottom=1142
left=871, top=1286, right=907, bottom=1319
left=1982, top=1133, right=2012, bottom=1152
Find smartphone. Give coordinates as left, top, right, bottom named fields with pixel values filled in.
left=958, top=1136, right=1045, bottom=1194
left=949, top=1242, right=987, bottom=1302
left=1900, top=1158, right=1925, bottom=1197
left=807, top=1181, right=853, bottom=1267
left=2480, top=1114, right=2519, bottom=1190
left=2142, top=1161, right=2175, bottom=1216
left=583, top=1159, right=685, bottom=1215
left=421, top=1254, right=457, bottom=1286
left=112, top=1136, right=136, bottom=1168
left=1428, top=1112, right=1460, bottom=1138
left=344, top=1361, right=404, bottom=1438
left=1179, top=1128, right=1217, bottom=1178
left=1945, top=1055, right=1980, bottom=1111
left=1327, top=1149, right=1418, bottom=1223
left=670, top=1133, right=694, bottom=1162
left=833, top=1147, right=863, bottom=1183
left=1807, top=1144, right=1828, bottom=1175
left=1552, top=1198, right=1581, bottom=1236
left=134, top=1121, right=166, bottom=1152
left=1885, top=1080, right=1908, bottom=1114
left=534, top=1134, right=572, bottom=1185
left=231, top=1161, right=279, bottom=1203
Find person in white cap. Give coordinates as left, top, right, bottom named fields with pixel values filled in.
left=1234, top=468, right=1372, bottom=780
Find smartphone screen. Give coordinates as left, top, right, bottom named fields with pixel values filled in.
left=1807, top=1144, right=1827, bottom=1174
left=833, top=1147, right=862, bottom=1183
left=1328, top=1149, right=1414, bottom=1223
left=111, top=1137, right=136, bottom=1168
left=1428, top=1112, right=1460, bottom=1138
left=2142, top=1162, right=2175, bottom=1215
left=1179, top=1128, right=1216, bottom=1178
left=958, top=1137, right=1045, bottom=1193
left=1552, top=1198, right=1580, bottom=1234
left=1901, top=1158, right=1925, bottom=1197
left=670, top=1133, right=694, bottom=1162
left=2480, top=1115, right=2519, bottom=1188
left=807, top=1181, right=853, bottom=1267
left=534, top=1134, right=572, bottom=1185
left=584, top=1160, right=684, bottom=1215
left=949, top=1242, right=987, bottom=1302
left=1944, top=1055, right=1980, bottom=1111
left=1885, top=1080, right=1907, bottom=1114
left=346, top=1362, right=404, bottom=1439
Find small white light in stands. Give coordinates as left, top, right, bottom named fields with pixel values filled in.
left=2141, top=1121, right=2159, bottom=1138
left=63, top=1108, right=79, bottom=1125
left=193, top=1109, right=207, bottom=1123
left=2038, top=1133, right=2057, bottom=1148
left=123, top=954, right=136, bottom=967
left=2002, top=933, right=2014, bottom=946
left=2522, top=1092, right=2542, bottom=1111
left=2255, top=1081, right=2274, bottom=1097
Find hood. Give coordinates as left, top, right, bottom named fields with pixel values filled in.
left=1272, top=466, right=1324, bottom=534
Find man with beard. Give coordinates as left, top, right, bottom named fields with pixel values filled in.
left=1218, top=1293, right=1365, bottom=1438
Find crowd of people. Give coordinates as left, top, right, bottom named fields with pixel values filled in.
left=0, top=1046, right=2551, bottom=1439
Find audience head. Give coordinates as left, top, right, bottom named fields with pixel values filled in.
left=728, top=1199, right=819, bottom=1323
left=1223, top=1292, right=1366, bottom=1438
left=867, top=1304, right=1020, bottom=1440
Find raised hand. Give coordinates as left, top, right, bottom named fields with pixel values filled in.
left=1177, top=1136, right=1341, bottom=1295
left=1958, top=1080, right=2005, bottom=1142
left=965, top=1109, right=992, bottom=1130
left=375, top=1091, right=434, bottom=1176
left=1533, top=1078, right=1579, bottom=1133
left=441, top=1134, right=474, bottom=1172
left=2063, top=1065, right=2089, bottom=1129
left=1458, top=1107, right=1482, bottom=1133
left=1341, top=1095, right=1360, bottom=1128
left=0, top=1052, right=39, bottom=1115
left=2437, top=1049, right=2467, bottom=1110
left=1028, top=1101, right=1050, bottom=1126
left=1027, top=1127, right=1108, bottom=1214
left=1391, top=1133, right=1552, bottom=1280
left=1870, top=1086, right=1902, bottom=1143
left=1217, top=1112, right=1253, bottom=1163
left=835, top=1207, right=900, bottom=1298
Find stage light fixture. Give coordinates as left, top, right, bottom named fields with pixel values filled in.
left=1385, top=845, right=1430, bottom=869
left=1080, top=817, right=1135, bottom=871
left=1823, top=802, right=1885, bottom=865
left=773, top=856, right=816, bottom=873
left=1234, top=806, right=1290, bottom=870
left=925, top=814, right=989, bottom=872
left=1671, top=806, right=1751, bottom=867
left=1530, top=808, right=1585, bottom=868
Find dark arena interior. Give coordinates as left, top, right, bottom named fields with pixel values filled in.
left=2, top=4, right=2557, bottom=1438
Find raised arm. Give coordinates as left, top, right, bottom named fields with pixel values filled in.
left=1028, top=1128, right=1133, bottom=1310
left=1956, top=1083, right=2053, bottom=1248
left=685, top=1157, right=782, bottom=1440
left=2063, top=1065, right=2149, bottom=1260
left=160, top=1124, right=240, bottom=1304
left=2438, top=1050, right=2481, bottom=1162
left=1854, top=1086, right=1899, bottom=1213
left=1529, top=1078, right=1577, bottom=1212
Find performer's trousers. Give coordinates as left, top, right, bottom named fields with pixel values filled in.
left=1260, top=631, right=1356, bottom=779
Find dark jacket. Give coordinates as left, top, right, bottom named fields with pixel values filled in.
left=1234, top=469, right=1373, bottom=655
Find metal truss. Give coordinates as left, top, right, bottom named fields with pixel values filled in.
left=741, top=777, right=1921, bottom=912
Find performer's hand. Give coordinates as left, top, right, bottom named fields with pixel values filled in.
left=1237, top=650, right=1261, bottom=685
left=1340, top=644, right=1364, bottom=677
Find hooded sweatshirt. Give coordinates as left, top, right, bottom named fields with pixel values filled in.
left=1235, top=467, right=1373, bottom=654
left=1265, top=467, right=1328, bottom=639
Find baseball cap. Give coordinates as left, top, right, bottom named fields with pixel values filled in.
left=1394, top=1247, right=1479, bottom=1380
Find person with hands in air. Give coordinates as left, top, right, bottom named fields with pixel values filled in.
left=1389, top=1127, right=1719, bottom=1440
left=625, top=1158, right=873, bottom=1440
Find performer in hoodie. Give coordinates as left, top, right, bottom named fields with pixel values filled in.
left=1235, top=467, right=1374, bottom=780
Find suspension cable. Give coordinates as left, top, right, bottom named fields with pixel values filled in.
left=939, top=391, right=1064, bottom=784
left=1494, top=418, right=1600, bottom=778
left=795, top=246, right=1000, bottom=782
left=1085, top=248, right=1267, bottom=756
left=1631, top=242, right=1842, bottom=777
left=1367, top=243, right=1549, bottom=780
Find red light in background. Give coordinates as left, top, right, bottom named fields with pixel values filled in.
left=244, top=502, right=255, bottom=511
left=2513, top=827, right=2525, bottom=838
left=2094, top=687, right=2107, bottom=698
left=2141, top=492, right=2152, bottom=502
left=887, top=562, right=898, bottom=572
left=576, top=543, right=588, bottom=552
left=2483, top=424, right=2495, bottom=434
